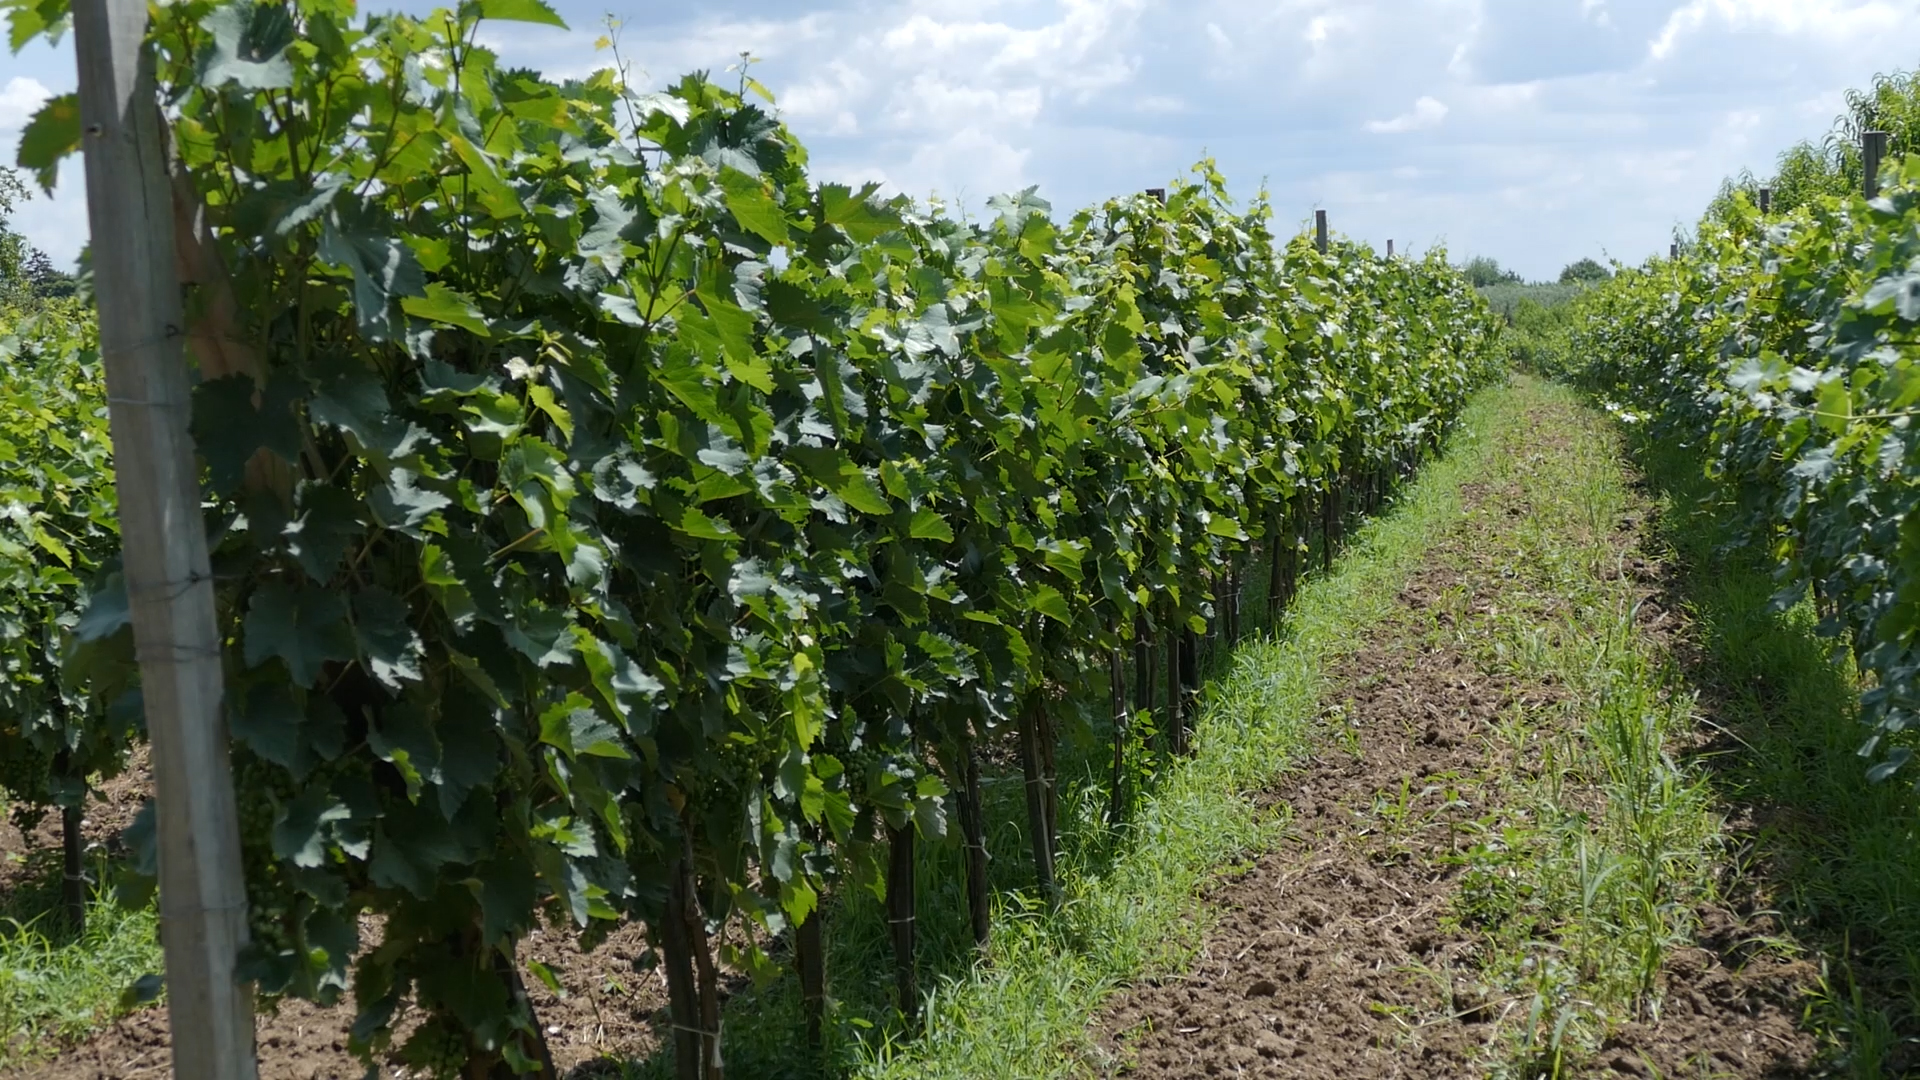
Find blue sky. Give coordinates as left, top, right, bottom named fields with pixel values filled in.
left=5, top=0, right=1920, bottom=281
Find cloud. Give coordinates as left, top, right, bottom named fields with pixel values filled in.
left=11, top=0, right=1920, bottom=282
left=1648, top=0, right=1914, bottom=60
left=1367, top=96, right=1450, bottom=134
left=0, top=76, right=51, bottom=129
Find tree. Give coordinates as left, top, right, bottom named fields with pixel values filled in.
left=1462, top=256, right=1521, bottom=288
left=1558, top=258, right=1612, bottom=285
left=0, top=169, right=75, bottom=304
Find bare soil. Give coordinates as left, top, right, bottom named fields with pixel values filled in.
left=2, top=752, right=669, bottom=1079
left=1095, top=406, right=1820, bottom=1078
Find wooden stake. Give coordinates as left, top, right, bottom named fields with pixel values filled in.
left=1164, top=604, right=1186, bottom=756
left=795, top=907, right=826, bottom=1051
left=1386, top=239, right=1394, bottom=257
left=1315, top=210, right=1329, bottom=255
left=1177, top=628, right=1200, bottom=751
left=1758, top=187, right=1772, bottom=214
left=1864, top=130, right=1890, bottom=199
left=957, top=741, right=990, bottom=948
left=1145, top=187, right=1166, bottom=204
left=1018, top=695, right=1056, bottom=898
left=62, top=803, right=86, bottom=933
left=71, top=1, right=256, bottom=1075
left=886, top=822, right=917, bottom=1023
left=663, top=853, right=703, bottom=1080
left=1109, top=646, right=1128, bottom=825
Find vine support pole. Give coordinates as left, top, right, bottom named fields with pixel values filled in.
left=72, top=0, right=257, bottom=1076
left=1864, top=130, right=1889, bottom=199
left=1315, top=209, right=1329, bottom=255
left=1758, top=187, right=1772, bottom=214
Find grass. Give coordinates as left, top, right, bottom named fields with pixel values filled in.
left=0, top=846, right=163, bottom=1067
left=1626, top=423, right=1920, bottom=1078
left=614, top=380, right=1525, bottom=1078
left=1336, top=379, right=1724, bottom=1076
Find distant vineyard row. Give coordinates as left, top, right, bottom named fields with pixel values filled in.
left=1575, top=149, right=1920, bottom=784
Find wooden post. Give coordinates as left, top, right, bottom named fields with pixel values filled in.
left=1864, top=130, right=1890, bottom=199
left=886, top=822, right=917, bottom=1023
left=71, top=0, right=257, bottom=1077
left=1018, top=695, right=1056, bottom=899
left=1758, top=187, right=1772, bottom=214
left=1145, top=187, right=1166, bottom=204
left=1669, top=242, right=1679, bottom=259
left=957, top=741, right=990, bottom=948
left=1386, top=239, right=1394, bottom=257
left=795, top=907, right=826, bottom=1052
left=1314, top=209, right=1328, bottom=255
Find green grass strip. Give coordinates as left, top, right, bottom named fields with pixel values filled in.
left=0, top=869, right=162, bottom=1067
left=847, top=382, right=1528, bottom=1079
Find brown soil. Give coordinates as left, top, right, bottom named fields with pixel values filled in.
left=1095, top=403, right=1820, bottom=1078
left=2, top=750, right=669, bottom=1079
left=4, top=921, right=667, bottom=1079
left=1, top=746, right=150, bottom=896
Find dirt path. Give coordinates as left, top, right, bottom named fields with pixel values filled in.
left=1095, top=383, right=1820, bottom=1078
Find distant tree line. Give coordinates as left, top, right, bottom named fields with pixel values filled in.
left=1459, top=254, right=1612, bottom=288
left=0, top=170, right=78, bottom=308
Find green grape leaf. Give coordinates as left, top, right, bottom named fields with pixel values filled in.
left=819, top=182, right=899, bottom=242
left=271, top=787, right=352, bottom=868
left=197, top=1, right=296, bottom=91
left=15, top=92, right=78, bottom=193
left=402, top=283, right=493, bottom=338
left=353, top=588, right=424, bottom=690
left=1028, top=584, right=1073, bottom=625
left=73, top=571, right=129, bottom=642
left=231, top=681, right=309, bottom=776
left=242, top=580, right=355, bottom=687
left=834, top=470, right=890, bottom=516
left=539, top=696, right=630, bottom=761
left=6, top=0, right=71, bottom=53
left=286, top=485, right=366, bottom=583
left=718, top=167, right=789, bottom=245
left=471, top=0, right=566, bottom=27
left=190, top=373, right=302, bottom=494
left=1814, top=377, right=1852, bottom=434
left=319, top=209, right=426, bottom=340
left=473, top=855, right=536, bottom=945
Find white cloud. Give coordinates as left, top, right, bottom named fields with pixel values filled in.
left=1367, top=96, right=1450, bottom=134
left=1648, top=0, right=1912, bottom=60
left=0, top=76, right=51, bottom=130
left=12, top=0, right=1920, bottom=281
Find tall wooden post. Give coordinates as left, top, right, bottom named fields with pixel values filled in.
left=1314, top=209, right=1328, bottom=255
left=1864, top=130, right=1890, bottom=199
left=1386, top=239, right=1394, bottom=257
left=1669, top=242, right=1679, bottom=259
left=1758, top=187, right=1772, bottom=214
left=1145, top=187, right=1166, bottom=204
left=71, top=0, right=257, bottom=1076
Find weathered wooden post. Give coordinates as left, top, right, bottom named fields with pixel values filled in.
left=1146, top=187, right=1166, bottom=204
left=1864, top=130, right=1890, bottom=199
left=71, top=0, right=257, bottom=1075
left=1386, top=239, right=1394, bottom=257
left=1758, top=187, right=1772, bottom=214
left=1670, top=242, right=1679, bottom=259
left=1315, top=209, right=1328, bottom=255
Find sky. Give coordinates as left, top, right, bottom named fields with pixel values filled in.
left=4, top=0, right=1919, bottom=282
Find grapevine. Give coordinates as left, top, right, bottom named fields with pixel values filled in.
left=3, top=0, right=1502, bottom=1073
